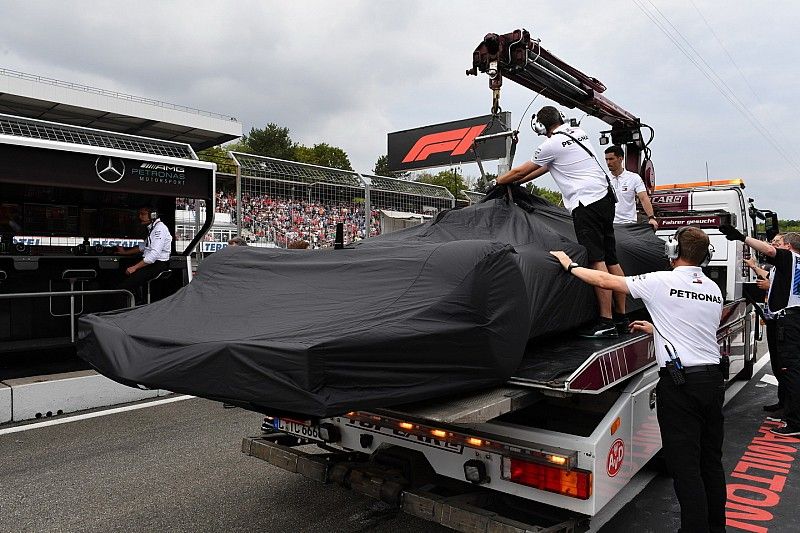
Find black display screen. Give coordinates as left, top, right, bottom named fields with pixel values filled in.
left=22, top=203, right=80, bottom=236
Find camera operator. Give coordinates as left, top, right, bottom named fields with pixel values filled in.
left=551, top=225, right=725, bottom=533
left=116, top=207, right=172, bottom=304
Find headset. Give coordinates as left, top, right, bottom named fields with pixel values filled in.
left=665, top=226, right=715, bottom=267
left=533, top=109, right=567, bottom=136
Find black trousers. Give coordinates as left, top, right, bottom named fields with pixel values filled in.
left=776, top=313, right=800, bottom=429
left=765, top=320, right=786, bottom=406
left=117, top=260, right=170, bottom=304
left=657, top=369, right=726, bottom=533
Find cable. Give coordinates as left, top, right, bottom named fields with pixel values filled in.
left=633, top=0, right=800, bottom=175
left=688, top=0, right=763, bottom=103
left=516, top=90, right=544, bottom=132
left=638, top=0, right=800, bottom=172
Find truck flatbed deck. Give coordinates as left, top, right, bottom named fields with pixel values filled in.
left=511, top=331, right=652, bottom=392
left=375, top=331, right=653, bottom=425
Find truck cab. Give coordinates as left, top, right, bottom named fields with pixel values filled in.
left=651, top=178, right=770, bottom=379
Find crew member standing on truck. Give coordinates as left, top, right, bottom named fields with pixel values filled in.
left=604, top=145, right=658, bottom=231
left=721, top=225, right=800, bottom=436
left=497, top=106, right=626, bottom=337
left=116, top=206, right=172, bottom=304
left=550, top=225, right=726, bottom=533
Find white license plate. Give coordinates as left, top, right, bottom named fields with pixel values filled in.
left=277, top=419, right=320, bottom=439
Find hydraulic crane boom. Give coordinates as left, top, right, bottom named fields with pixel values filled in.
left=467, top=29, right=654, bottom=189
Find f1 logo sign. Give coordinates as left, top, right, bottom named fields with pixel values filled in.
left=387, top=113, right=510, bottom=172
left=402, top=125, right=487, bottom=163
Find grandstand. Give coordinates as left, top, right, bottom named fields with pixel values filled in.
left=223, top=153, right=455, bottom=249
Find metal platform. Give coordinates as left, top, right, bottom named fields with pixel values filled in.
left=510, top=332, right=654, bottom=393
left=376, top=387, right=539, bottom=425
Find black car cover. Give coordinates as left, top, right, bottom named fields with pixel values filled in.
left=78, top=185, right=668, bottom=417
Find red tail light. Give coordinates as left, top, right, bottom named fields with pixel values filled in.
left=503, top=457, right=592, bottom=500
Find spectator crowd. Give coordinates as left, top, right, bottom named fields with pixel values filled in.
left=214, top=191, right=382, bottom=249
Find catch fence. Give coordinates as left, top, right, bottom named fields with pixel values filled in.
left=226, top=153, right=455, bottom=249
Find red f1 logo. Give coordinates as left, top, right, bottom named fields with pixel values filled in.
left=402, top=125, right=487, bottom=163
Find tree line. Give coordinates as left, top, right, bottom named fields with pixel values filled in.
left=197, top=123, right=564, bottom=205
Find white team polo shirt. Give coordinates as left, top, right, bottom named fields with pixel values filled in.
left=611, top=170, right=647, bottom=223
left=532, top=125, right=608, bottom=213
left=138, top=219, right=172, bottom=264
left=626, top=266, right=722, bottom=368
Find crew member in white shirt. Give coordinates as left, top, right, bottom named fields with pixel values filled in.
left=116, top=206, right=172, bottom=304
left=550, top=225, right=726, bottom=533
left=603, top=145, right=658, bottom=230
left=497, top=105, right=626, bottom=338
left=721, top=225, right=800, bottom=436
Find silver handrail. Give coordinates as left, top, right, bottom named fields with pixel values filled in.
left=0, top=289, right=136, bottom=343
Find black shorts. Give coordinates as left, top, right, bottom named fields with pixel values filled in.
left=572, top=192, right=618, bottom=265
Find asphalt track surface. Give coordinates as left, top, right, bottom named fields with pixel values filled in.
left=0, top=397, right=448, bottom=533
left=1, top=346, right=793, bottom=533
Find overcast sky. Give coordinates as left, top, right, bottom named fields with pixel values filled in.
left=1, top=1, right=799, bottom=218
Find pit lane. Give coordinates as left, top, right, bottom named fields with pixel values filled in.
left=1, top=345, right=791, bottom=533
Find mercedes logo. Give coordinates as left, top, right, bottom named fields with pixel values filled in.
left=95, top=156, right=125, bottom=184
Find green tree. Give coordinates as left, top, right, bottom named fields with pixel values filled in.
left=416, top=169, right=467, bottom=198
left=196, top=145, right=240, bottom=174
left=525, top=183, right=563, bottom=206
left=373, top=155, right=391, bottom=176
left=474, top=172, right=497, bottom=193
left=294, top=143, right=353, bottom=171
left=372, top=154, right=411, bottom=179
left=240, top=123, right=295, bottom=160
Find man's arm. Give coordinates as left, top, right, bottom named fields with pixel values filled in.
left=550, top=251, right=631, bottom=294
left=744, top=257, right=769, bottom=279
left=497, top=160, right=541, bottom=185
left=719, top=224, right=776, bottom=258
left=518, top=164, right=550, bottom=185
left=636, top=191, right=658, bottom=230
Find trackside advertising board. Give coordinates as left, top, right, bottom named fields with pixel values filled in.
left=388, top=113, right=510, bottom=172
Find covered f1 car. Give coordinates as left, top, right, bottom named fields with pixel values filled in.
left=78, top=185, right=668, bottom=417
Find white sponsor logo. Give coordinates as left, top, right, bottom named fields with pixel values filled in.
left=95, top=157, right=125, bottom=184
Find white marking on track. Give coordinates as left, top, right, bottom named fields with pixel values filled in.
left=0, top=395, right=194, bottom=436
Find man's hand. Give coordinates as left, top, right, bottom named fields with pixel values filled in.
left=549, top=250, right=572, bottom=271
left=125, top=265, right=138, bottom=276
left=629, top=320, right=654, bottom=334
left=648, top=218, right=659, bottom=231
left=756, top=278, right=770, bottom=290
left=719, top=224, right=745, bottom=242
left=744, top=257, right=757, bottom=269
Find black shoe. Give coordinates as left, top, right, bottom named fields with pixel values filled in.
left=763, top=402, right=783, bottom=413
left=770, top=425, right=800, bottom=436
left=578, top=319, right=619, bottom=339
left=613, top=315, right=631, bottom=335
left=766, top=410, right=784, bottom=422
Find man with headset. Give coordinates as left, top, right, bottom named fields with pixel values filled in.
left=116, top=206, right=172, bottom=304
left=721, top=225, right=800, bottom=436
left=497, top=105, right=626, bottom=337
left=551, top=226, right=726, bottom=533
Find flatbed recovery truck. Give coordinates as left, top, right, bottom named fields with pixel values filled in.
left=242, top=30, right=773, bottom=532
